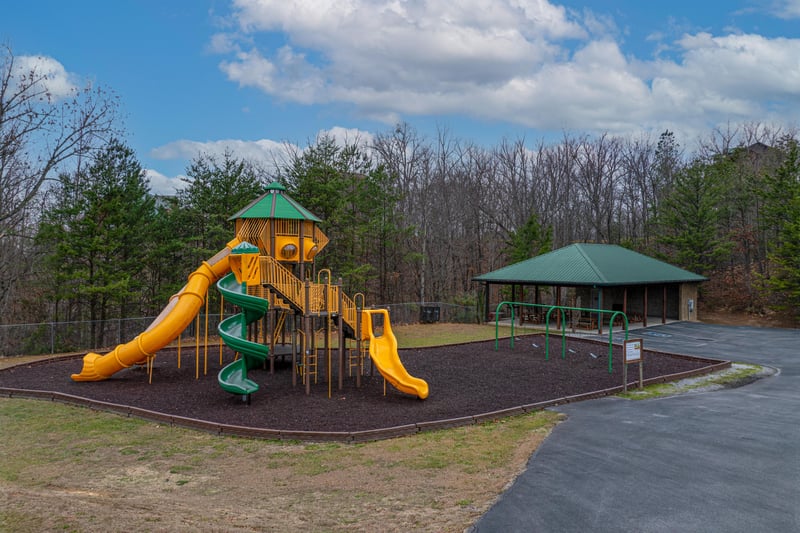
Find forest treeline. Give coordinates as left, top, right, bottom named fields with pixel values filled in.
left=2, top=46, right=799, bottom=343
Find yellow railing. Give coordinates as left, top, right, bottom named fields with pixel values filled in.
left=312, top=225, right=329, bottom=252
left=340, top=290, right=358, bottom=331
left=260, top=256, right=358, bottom=333
left=237, top=219, right=268, bottom=254
left=273, top=310, right=287, bottom=340
left=260, top=256, right=305, bottom=312
left=275, top=219, right=299, bottom=236
left=307, top=283, right=324, bottom=314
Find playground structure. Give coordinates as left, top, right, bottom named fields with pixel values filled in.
left=493, top=301, right=630, bottom=373
left=71, top=182, right=428, bottom=401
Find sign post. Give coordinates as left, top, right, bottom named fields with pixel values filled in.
left=623, top=338, right=643, bottom=392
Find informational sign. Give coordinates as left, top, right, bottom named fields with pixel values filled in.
left=624, top=338, right=642, bottom=363
left=623, top=338, right=644, bottom=391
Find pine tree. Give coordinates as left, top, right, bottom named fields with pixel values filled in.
left=37, top=139, right=156, bottom=346
left=760, top=139, right=800, bottom=317
left=280, top=134, right=403, bottom=295
left=504, top=212, right=552, bottom=264
left=175, top=150, right=266, bottom=268
left=657, top=159, right=731, bottom=275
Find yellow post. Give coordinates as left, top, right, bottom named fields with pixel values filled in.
left=195, top=313, right=200, bottom=380
left=204, top=291, right=209, bottom=375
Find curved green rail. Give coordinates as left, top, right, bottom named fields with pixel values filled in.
left=216, top=272, right=270, bottom=398
left=493, top=301, right=629, bottom=373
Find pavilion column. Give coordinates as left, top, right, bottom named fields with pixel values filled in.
left=511, top=284, right=518, bottom=323
left=643, top=287, right=648, bottom=327
left=662, top=285, right=667, bottom=324
left=597, top=287, right=603, bottom=335
left=555, top=286, right=561, bottom=328
left=484, top=282, right=491, bottom=322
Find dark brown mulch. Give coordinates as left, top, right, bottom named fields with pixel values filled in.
left=0, top=335, right=719, bottom=434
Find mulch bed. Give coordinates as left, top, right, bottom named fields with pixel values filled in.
left=0, top=334, right=724, bottom=441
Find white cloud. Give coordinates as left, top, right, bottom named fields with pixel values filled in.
left=769, top=0, right=800, bottom=18
left=207, top=32, right=242, bottom=54
left=149, top=128, right=374, bottom=170
left=211, top=1, right=800, bottom=139
left=221, top=0, right=582, bottom=106
left=150, top=137, right=291, bottom=163
left=657, top=33, right=800, bottom=111
left=11, top=55, right=78, bottom=99
left=145, top=169, right=186, bottom=196
left=319, top=126, right=374, bottom=148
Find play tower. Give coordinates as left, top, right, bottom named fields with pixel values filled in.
left=71, top=182, right=428, bottom=402
left=221, top=181, right=360, bottom=398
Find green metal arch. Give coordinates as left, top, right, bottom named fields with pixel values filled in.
left=493, top=301, right=629, bottom=373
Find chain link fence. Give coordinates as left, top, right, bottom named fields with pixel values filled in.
left=371, top=302, right=479, bottom=325
left=0, top=302, right=479, bottom=357
left=0, top=315, right=227, bottom=357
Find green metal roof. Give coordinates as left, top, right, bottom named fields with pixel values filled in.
left=473, top=243, right=707, bottom=286
left=228, top=181, right=322, bottom=222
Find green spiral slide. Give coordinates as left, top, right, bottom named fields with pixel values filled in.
left=216, top=272, right=270, bottom=399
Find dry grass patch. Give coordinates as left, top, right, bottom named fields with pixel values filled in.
left=0, top=398, right=561, bottom=532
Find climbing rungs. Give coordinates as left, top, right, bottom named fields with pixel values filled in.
left=348, top=345, right=367, bottom=376
left=301, top=351, right=318, bottom=385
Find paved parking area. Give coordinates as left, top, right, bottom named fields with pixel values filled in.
left=471, top=322, right=800, bottom=532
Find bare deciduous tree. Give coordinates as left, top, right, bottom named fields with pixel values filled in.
left=0, top=44, right=119, bottom=321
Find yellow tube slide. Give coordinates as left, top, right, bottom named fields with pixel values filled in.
left=362, top=309, right=429, bottom=399
left=71, top=238, right=241, bottom=381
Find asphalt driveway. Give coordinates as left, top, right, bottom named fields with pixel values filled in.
left=471, top=322, right=800, bottom=532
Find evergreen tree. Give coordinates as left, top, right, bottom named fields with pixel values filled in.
left=174, top=150, right=266, bottom=269
left=657, top=159, right=731, bottom=276
left=141, top=195, right=187, bottom=312
left=650, top=131, right=682, bottom=238
left=760, top=139, right=800, bottom=317
left=37, top=139, right=155, bottom=346
left=280, top=134, right=403, bottom=295
left=504, top=212, right=552, bottom=264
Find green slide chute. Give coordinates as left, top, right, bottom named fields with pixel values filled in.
left=216, top=272, right=269, bottom=398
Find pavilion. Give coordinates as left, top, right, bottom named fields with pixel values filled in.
left=473, top=243, right=707, bottom=333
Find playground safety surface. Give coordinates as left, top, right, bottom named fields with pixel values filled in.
left=0, top=334, right=725, bottom=442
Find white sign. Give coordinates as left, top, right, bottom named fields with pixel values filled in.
left=623, top=338, right=644, bottom=392
left=624, top=339, right=642, bottom=363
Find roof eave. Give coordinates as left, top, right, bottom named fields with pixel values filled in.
left=472, top=277, right=708, bottom=285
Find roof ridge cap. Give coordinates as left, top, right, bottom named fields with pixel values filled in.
left=574, top=243, right=608, bottom=283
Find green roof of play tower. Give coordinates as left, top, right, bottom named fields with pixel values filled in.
left=228, top=181, right=322, bottom=222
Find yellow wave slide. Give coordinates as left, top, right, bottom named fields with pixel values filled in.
left=362, top=309, right=428, bottom=399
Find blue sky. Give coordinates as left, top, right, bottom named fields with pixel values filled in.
left=4, top=0, right=800, bottom=194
